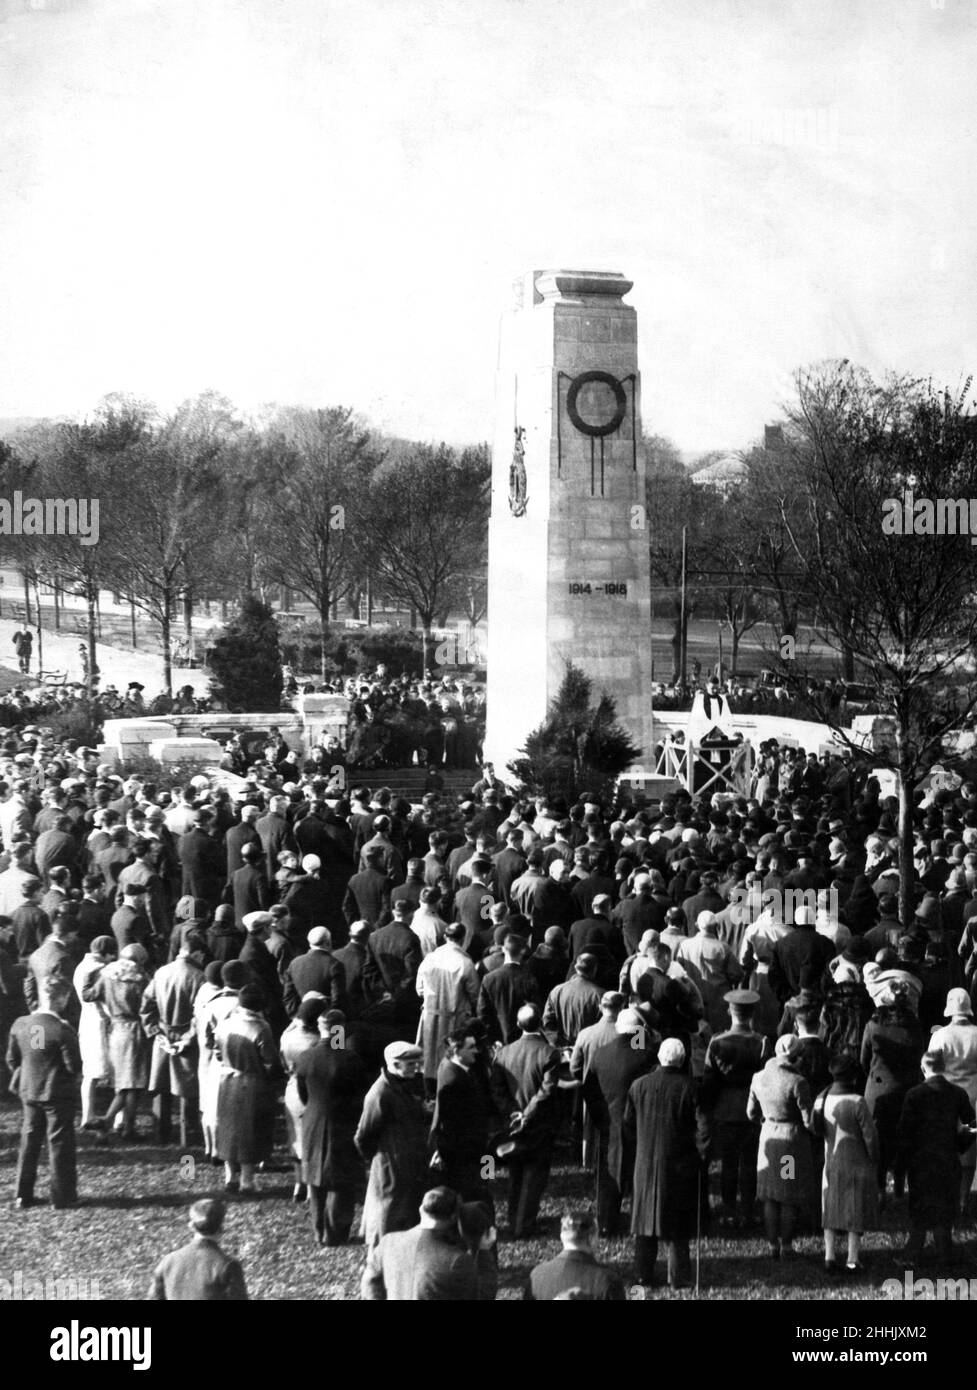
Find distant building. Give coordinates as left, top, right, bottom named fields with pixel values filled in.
left=689, top=453, right=747, bottom=497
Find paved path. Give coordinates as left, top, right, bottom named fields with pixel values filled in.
left=0, top=618, right=212, bottom=698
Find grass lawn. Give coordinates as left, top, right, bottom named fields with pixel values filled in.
left=2, top=1095, right=974, bottom=1302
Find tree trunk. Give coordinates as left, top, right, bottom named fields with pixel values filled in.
left=730, top=626, right=740, bottom=676
left=897, top=732, right=915, bottom=930
left=32, top=574, right=43, bottom=672
left=23, top=570, right=31, bottom=626
left=160, top=593, right=172, bottom=697
left=86, top=581, right=98, bottom=698
left=53, top=579, right=60, bottom=632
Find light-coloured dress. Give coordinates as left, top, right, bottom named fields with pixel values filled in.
left=747, top=1056, right=815, bottom=1206
left=818, top=1089, right=879, bottom=1232
left=280, top=1020, right=319, bottom=1161
left=72, top=954, right=112, bottom=1084
left=195, top=987, right=239, bottom=1156
left=86, top=957, right=150, bottom=1090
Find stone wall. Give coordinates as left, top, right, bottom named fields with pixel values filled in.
left=100, top=694, right=349, bottom=769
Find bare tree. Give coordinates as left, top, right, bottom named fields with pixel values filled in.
left=261, top=406, right=381, bottom=679
left=361, top=442, right=490, bottom=671
left=769, top=360, right=977, bottom=925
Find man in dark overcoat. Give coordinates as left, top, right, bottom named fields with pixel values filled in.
left=295, top=1011, right=370, bottom=1245
left=624, top=1036, right=708, bottom=1290
left=584, top=1007, right=658, bottom=1236
left=897, top=1048, right=976, bottom=1262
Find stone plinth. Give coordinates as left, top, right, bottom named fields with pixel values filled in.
left=484, top=268, right=655, bottom=776
left=148, top=737, right=224, bottom=765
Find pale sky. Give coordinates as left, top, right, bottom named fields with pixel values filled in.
left=0, top=0, right=974, bottom=453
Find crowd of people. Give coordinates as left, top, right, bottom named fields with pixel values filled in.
left=4, top=718, right=977, bottom=1299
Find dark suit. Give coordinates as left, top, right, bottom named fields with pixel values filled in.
left=585, top=1034, right=658, bottom=1234
left=6, top=1010, right=81, bottom=1206
left=477, top=963, right=540, bottom=1045
left=12, top=903, right=51, bottom=959
left=255, top=812, right=296, bottom=888
left=333, top=941, right=369, bottom=1019
left=614, top=894, right=665, bottom=955
left=294, top=812, right=333, bottom=864
left=296, top=1039, right=369, bottom=1244
left=455, top=882, right=495, bottom=957
left=238, top=936, right=286, bottom=1031
left=769, top=925, right=835, bottom=1003
left=284, top=873, right=340, bottom=943
left=431, top=1057, right=494, bottom=1202
left=34, top=829, right=80, bottom=883
left=149, top=1235, right=248, bottom=1300
left=224, top=822, right=261, bottom=881
left=362, top=1224, right=477, bottom=1300
left=74, top=896, right=110, bottom=947
left=491, top=1032, right=561, bottom=1236
left=363, top=922, right=422, bottom=1023
left=343, top=868, right=390, bottom=927
left=284, top=948, right=347, bottom=1017
left=94, top=845, right=131, bottom=896
left=493, top=848, right=527, bottom=911
left=230, top=864, right=269, bottom=927
left=180, top=829, right=225, bottom=909
left=525, top=1249, right=627, bottom=1301
left=110, top=904, right=153, bottom=957
left=898, top=1074, right=976, bottom=1258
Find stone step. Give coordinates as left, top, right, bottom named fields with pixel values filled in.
left=354, top=767, right=479, bottom=801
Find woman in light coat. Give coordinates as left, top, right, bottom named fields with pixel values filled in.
left=72, top=934, right=116, bottom=1128
left=814, top=1054, right=879, bottom=1275
left=196, top=960, right=248, bottom=1160
left=747, top=1033, right=815, bottom=1259
left=280, top=994, right=327, bottom=1201
left=84, top=943, right=151, bottom=1140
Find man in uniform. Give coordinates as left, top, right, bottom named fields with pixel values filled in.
left=699, top=988, right=771, bottom=1229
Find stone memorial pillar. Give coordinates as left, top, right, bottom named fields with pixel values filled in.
left=484, top=269, right=655, bottom=776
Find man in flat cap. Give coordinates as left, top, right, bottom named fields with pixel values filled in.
left=699, top=988, right=771, bottom=1229
left=355, top=1040, right=428, bottom=1247
left=148, top=1199, right=248, bottom=1300
left=525, top=1211, right=627, bottom=1301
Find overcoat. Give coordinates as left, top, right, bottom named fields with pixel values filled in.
left=355, top=1067, right=430, bottom=1245
left=295, top=1038, right=369, bottom=1189
left=624, top=1065, right=704, bottom=1239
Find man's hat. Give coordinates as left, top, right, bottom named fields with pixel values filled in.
left=724, top=988, right=760, bottom=1007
